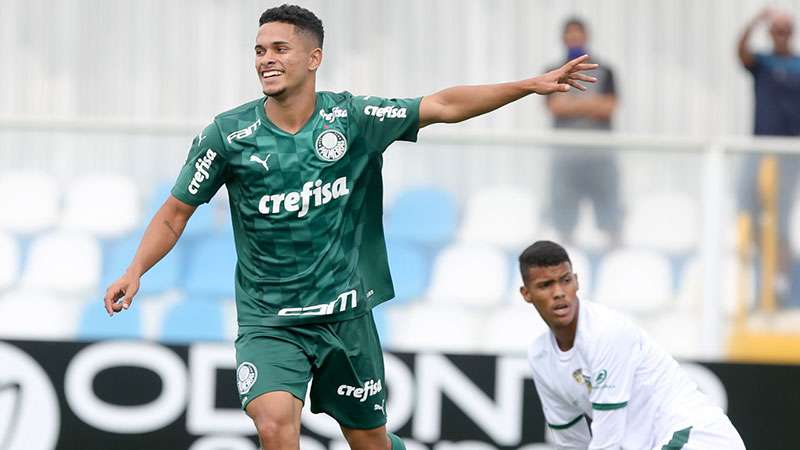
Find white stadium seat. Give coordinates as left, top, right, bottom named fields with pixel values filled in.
left=385, top=303, right=482, bottom=353
left=677, top=254, right=755, bottom=317
left=479, top=304, right=549, bottom=355
left=427, top=243, right=509, bottom=307
left=623, top=192, right=699, bottom=253
left=21, top=231, right=101, bottom=296
left=61, top=174, right=141, bottom=238
left=0, top=232, right=20, bottom=291
left=0, top=171, right=59, bottom=235
left=458, top=186, right=540, bottom=250
left=0, top=289, right=87, bottom=340
left=594, top=248, right=674, bottom=315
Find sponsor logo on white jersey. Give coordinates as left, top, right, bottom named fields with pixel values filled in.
left=319, top=107, right=348, bottom=123
left=258, top=176, right=349, bottom=218
left=188, top=149, right=218, bottom=195
left=337, top=378, right=382, bottom=403
left=363, top=105, right=407, bottom=121
left=278, top=289, right=358, bottom=317
left=226, top=119, right=261, bottom=143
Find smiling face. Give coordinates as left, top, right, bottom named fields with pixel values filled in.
left=520, top=261, right=580, bottom=331
left=254, top=21, right=322, bottom=99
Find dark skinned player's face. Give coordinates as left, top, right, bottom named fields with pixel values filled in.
left=520, top=262, right=580, bottom=330
left=254, top=21, right=321, bottom=99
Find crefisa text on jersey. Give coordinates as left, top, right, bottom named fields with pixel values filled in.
left=258, top=177, right=350, bottom=218
left=188, top=149, right=218, bottom=195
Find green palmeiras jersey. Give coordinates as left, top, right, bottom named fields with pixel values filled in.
left=172, top=91, right=421, bottom=326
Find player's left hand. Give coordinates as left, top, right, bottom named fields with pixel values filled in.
left=533, top=54, right=598, bottom=95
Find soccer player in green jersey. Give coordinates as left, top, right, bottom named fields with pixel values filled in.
left=103, top=4, right=597, bottom=450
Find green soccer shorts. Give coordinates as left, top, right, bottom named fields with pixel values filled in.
left=234, top=310, right=387, bottom=429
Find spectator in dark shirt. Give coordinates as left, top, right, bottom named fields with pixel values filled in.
left=546, top=17, right=621, bottom=248
left=737, top=8, right=800, bottom=303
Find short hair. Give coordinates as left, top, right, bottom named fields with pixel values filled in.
left=562, top=16, right=587, bottom=34
left=259, top=4, right=324, bottom=48
left=518, top=241, right=572, bottom=282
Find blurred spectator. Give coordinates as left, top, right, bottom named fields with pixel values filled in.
left=546, top=17, right=621, bottom=248
left=736, top=8, right=800, bottom=303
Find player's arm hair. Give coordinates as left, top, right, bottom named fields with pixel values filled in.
left=419, top=80, right=534, bottom=128
left=126, top=195, right=196, bottom=277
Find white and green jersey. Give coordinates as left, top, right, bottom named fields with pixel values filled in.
left=172, top=91, right=421, bottom=326
left=528, top=301, right=732, bottom=449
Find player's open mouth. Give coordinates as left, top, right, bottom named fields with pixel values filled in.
left=261, top=70, right=283, bottom=79
left=553, top=303, right=570, bottom=316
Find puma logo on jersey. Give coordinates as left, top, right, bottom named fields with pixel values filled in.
left=258, top=177, right=350, bottom=218
left=188, top=149, right=218, bottom=195
left=249, top=153, right=271, bottom=172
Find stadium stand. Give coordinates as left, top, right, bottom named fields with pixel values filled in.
left=21, top=230, right=101, bottom=296
left=458, top=186, right=540, bottom=250
left=0, top=171, right=59, bottom=235
left=60, top=174, right=141, bottom=238
left=0, top=232, right=20, bottom=291
left=385, top=186, right=458, bottom=246
left=594, top=248, right=674, bottom=315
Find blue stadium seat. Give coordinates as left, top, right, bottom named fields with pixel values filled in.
left=160, top=298, right=226, bottom=343
left=78, top=300, right=142, bottom=340
left=181, top=236, right=237, bottom=299
left=385, top=187, right=458, bottom=246
left=102, top=234, right=184, bottom=297
left=386, top=239, right=430, bottom=304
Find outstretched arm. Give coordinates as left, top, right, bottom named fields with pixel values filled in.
left=738, top=8, right=772, bottom=68
left=103, top=195, right=196, bottom=315
left=419, top=54, right=598, bottom=128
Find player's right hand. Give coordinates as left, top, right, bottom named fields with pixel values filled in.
left=103, top=272, right=141, bottom=316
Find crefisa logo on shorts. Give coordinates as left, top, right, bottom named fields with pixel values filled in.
left=236, top=362, right=258, bottom=395
left=337, top=378, right=382, bottom=403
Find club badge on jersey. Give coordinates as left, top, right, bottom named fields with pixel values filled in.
left=314, top=129, right=348, bottom=162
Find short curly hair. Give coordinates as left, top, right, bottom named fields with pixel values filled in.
left=518, top=241, right=572, bottom=283
left=259, top=4, right=324, bottom=48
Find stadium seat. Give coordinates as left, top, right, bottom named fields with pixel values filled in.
left=21, top=231, right=101, bottom=296
left=0, top=171, right=59, bottom=235
left=458, top=186, right=540, bottom=249
left=101, top=234, right=184, bottom=297
left=0, top=289, right=86, bottom=340
left=622, top=192, right=699, bottom=254
left=479, top=304, right=549, bottom=354
left=385, top=187, right=458, bottom=246
left=426, top=243, right=508, bottom=306
left=594, top=248, right=674, bottom=315
left=61, top=174, right=141, bottom=238
left=0, top=232, right=20, bottom=292
left=386, top=239, right=430, bottom=303
left=77, top=300, right=142, bottom=340
left=385, top=302, right=482, bottom=352
left=677, top=254, right=754, bottom=317
left=181, top=235, right=237, bottom=299
left=159, top=297, right=227, bottom=343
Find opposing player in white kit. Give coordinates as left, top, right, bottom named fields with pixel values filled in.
left=519, top=241, right=745, bottom=450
